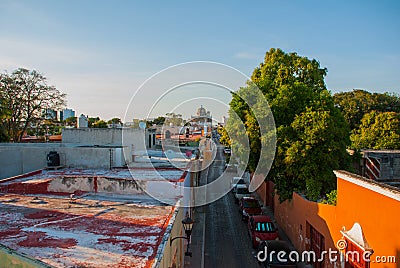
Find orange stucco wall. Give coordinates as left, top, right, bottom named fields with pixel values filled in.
left=335, top=177, right=400, bottom=267
left=270, top=172, right=400, bottom=268
left=273, top=192, right=338, bottom=267
left=255, top=177, right=274, bottom=207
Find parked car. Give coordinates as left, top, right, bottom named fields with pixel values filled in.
left=224, top=147, right=231, bottom=154
left=257, top=240, right=298, bottom=267
left=231, top=177, right=246, bottom=191
left=233, top=184, right=251, bottom=203
left=239, top=197, right=262, bottom=221
left=248, top=215, right=278, bottom=248
left=224, top=163, right=237, bottom=173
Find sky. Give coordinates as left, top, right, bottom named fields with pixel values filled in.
left=0, top=0, right=399, bottom=122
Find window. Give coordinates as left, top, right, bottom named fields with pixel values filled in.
left=243, top=200, right=259, bottom=208
left=255, top=222, right=275, bottom=232
left=236, top=188, right=249, bottom=194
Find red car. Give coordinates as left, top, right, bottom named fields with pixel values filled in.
left=248, top=215, right=279, bottom=248
left=239, top=197, right=262, bottom=220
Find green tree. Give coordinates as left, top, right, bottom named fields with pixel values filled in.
left=107, top=118, right=122, bottom=126
left=0, top=68, right=66, bottom=142
left=165, top=113, right=183, bottom=126
left=333, top=89, right=400, bottom=130
left=64, top=116, right=77, bottom=127
left=88, top=117, right=100, bottom=127
left=146, top=116, right=166, bottom=127
left=0, top=94, right=11, bottom=141
left=218, top=126, right=231, bottom=147
left=226, top=48, right=350, bottom=201
left=93, top=120, right=108, bottom=128
left=351, top=111, right=400, bottom=149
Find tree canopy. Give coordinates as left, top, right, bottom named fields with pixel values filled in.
left=92, top=120, right=108, bottom=128
left=333, top=89, right=400, bottom=149
left=165, top=113, right=183, bottom=126
left=0, top=68, right=66, bottom=142
left=333, top=89, right=400, bottom=130
left=351, top=111, right=400, bottom=150
left=224, top=48, right=351, bottom=201
left=0, top=91, right=12, bottom=141
left=147, top=116, right=166, bottom=127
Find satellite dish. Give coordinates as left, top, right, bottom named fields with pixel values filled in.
left=139, top=122, right=146, bottom=130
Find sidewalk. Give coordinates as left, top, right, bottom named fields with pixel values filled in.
left=252, top=191, right=310, bottom=268
left=184, top=205, right=206, bottom=268
left=252, top=193, right=294, bottom=249
left=185, top=164, right=209, bottom=268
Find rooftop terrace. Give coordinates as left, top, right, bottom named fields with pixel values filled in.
left=0, top=167, right=185, bottom=267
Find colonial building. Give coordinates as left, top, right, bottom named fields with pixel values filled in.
left=256, top=171, right=400, bottom=268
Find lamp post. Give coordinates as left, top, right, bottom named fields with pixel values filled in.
left=170, top=216, right=194, bottom=257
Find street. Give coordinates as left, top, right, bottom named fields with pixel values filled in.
left=203, top=137, right=260, bottom=268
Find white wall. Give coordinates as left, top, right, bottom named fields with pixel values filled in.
left=155, top=207, right=185, bottom=268
left=0, top=144, right=131, bottom=179
left=0, top=128, right=153, bottom=179
left=62, top=128, right=147, bottom=152
left=46, top=176, right=146, bottom=195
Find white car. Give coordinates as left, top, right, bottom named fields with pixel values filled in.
left=225, top=163, right=237, bottom=173
left=231, top=177, right=246, bottom=190
left=233, top=184, right=251, bottom=203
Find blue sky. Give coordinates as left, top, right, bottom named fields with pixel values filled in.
left=0, top=0, right=399, bottom=121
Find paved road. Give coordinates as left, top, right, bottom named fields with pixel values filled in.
left=203, top=138, right=260, bottom=268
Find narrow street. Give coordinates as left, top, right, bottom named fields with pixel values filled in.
left=203, top=137, right=260, bottom=268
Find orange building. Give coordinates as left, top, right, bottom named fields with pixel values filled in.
left=257, top=170, right=400, bottom=268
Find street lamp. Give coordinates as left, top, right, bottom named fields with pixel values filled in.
left=170, top=216, right=195, bottom=257
left=182, top=216, right=194, bottom=237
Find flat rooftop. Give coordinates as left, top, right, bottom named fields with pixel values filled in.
left=1, top=168, right=186, bottom=184
left=0, top=168, right=185, bottom=267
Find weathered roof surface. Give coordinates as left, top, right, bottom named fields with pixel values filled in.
left=0, top=192, right=176, bottom=268
left=0, top=168, right=185, bottom=185
left=0, top=167, right=186, bottom=267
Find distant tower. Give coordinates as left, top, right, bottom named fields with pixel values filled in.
left=197, top=105, right=207, bottom=117
left=77, top=114, right=88, bottom=128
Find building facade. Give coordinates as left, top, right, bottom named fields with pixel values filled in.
left=256, top=171, right=400, bottom=268
left=62, top=108, right=75, bottom=121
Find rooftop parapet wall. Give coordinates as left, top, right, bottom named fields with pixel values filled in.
left=0, top=168, right=185, bottom=201
left=0, top=145, right=130, bottom=180
left=62, top=128, right=148, bottom=150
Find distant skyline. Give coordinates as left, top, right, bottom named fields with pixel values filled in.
left=1, top=0, right=399, bottom=121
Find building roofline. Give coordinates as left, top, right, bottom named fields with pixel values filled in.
left=361, top=149, right=400, bottom=154
left=0, top=169, right=42, bottom=183
left=334, top=170, right=400, bottom=202
left=153, top=201, right=181, bottom=268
